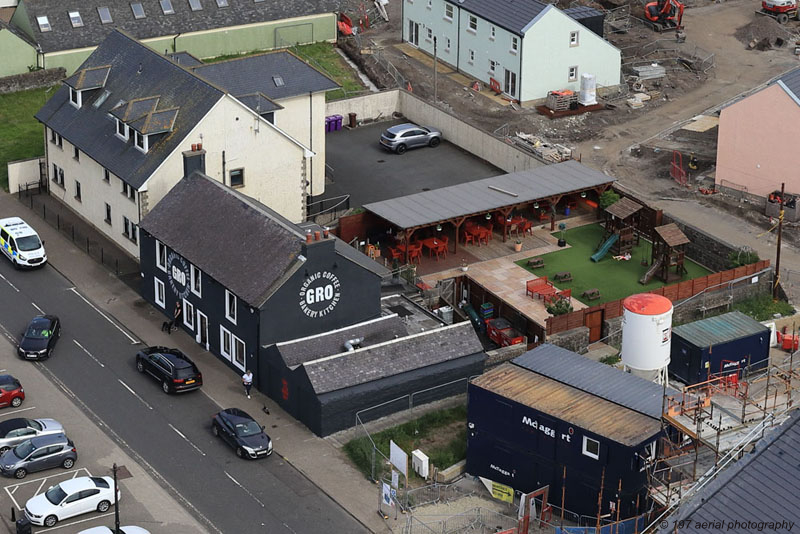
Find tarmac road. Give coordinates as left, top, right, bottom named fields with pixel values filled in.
left=0, top=260, right=368, bottom=534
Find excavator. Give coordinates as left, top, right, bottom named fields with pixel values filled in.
left=644, top=0, right=685, bottom=31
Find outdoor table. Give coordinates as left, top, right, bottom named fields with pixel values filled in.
left=421, top=238, right=447, bottom=258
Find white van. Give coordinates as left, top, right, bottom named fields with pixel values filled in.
left=0, top=217, right=47, bottom=268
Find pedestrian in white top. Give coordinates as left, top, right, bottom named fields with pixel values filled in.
left=242, top=370, right=253, bottom=399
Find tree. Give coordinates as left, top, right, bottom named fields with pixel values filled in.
left=598, top=190, right=621, bottom=210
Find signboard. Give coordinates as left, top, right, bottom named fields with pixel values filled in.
left=480, top=476, right=514, bottom=503
left=382, top=482, right=393, bottom=507
left=391, top=470, right=399, bottom=489
left=299, top=271, right=341, bottom=318
left=166, top=252, right=190, bottom=299
left=389, top=440, right=408, bottom=478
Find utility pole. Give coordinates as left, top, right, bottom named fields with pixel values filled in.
left=433, top=36, right=438, bottom=104
left=113, top=463, right=120, bottom=534
left=774, top=182, right=785, bottom=300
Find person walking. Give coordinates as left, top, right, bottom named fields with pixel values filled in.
left=242, top=370, right=253, bottom=399
left=168, top=301, right=182, bottom=334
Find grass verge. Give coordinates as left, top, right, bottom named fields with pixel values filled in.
left=732, top=294, right=795, bottom=321
left=0, top=87, right=51, bottom=192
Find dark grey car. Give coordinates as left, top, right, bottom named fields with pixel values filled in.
left=0, top=434, right=76, bottom=479
left=379, top=123, right=442, bottom=154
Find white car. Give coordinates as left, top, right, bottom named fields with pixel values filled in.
left=25, top=476, right=119, bottom=527
left=79, top=527, right=150, bottom=534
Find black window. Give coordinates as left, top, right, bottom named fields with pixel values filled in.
left=91, top=477, right=110, bottom=488
left=105, top=203, right=112, bottom=224
left=75, top=180, right=81, bottom=202
left=79, top=489, right=100, bottom=499
left=73, top=144, right=79, bottom=159
left=104, top=169, right=110, bottom=182
left=65, top=492, right=83, bottom=504
left=230, top=168, right=244, bottom=188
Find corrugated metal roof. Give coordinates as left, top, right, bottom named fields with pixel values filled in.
left=513, top=344, right=676, bottom=419
left=672, top=311, right=769, bottom=349
left=657, top=410, right=800, bottom=533
left=472, top=363, right=662, bottom=446
left=363, top=160, right=614, bottom=230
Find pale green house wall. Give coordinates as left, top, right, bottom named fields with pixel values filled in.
left=0, top=29, right=37, bottom=77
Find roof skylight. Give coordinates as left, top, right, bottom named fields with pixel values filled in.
left=131, top=2, right=146, bottom=19
left=97, top=6, right=113, bottom=23
left=36, top=16, right=51, bottom=32
left=69, top=11, right=84, bottom=28
left=160, top=0, right=175, bottom=14
left=188, top=0, right=203, bottom=11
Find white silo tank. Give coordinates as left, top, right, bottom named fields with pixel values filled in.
left=579, top=73, right=597, bottom=106
left=621, top=293, right=673, bottom=385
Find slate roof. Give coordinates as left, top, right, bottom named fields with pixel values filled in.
left=457, top=0, right=548, bottom=36
left=274, top=315, right=410, bottom=368
left=363, top=160, right=614, bottom=230
left=672, top=311, right=769, bottom=349
left=35, top=30, right=223, bottom=189
left=657, top=409, right=800, bottom=534
left=191, top=51, right=340, bottom=102
left=235, top=93, right=282, bottom=115
left=303, top=322, right=484, bottom=394
left=15, top=0, right=342, bottom=54
left=166, top=51, right=203, bottom=68
left=775, top=67, right=800, bottom=103
left=562, top=6, right=604, bottom=19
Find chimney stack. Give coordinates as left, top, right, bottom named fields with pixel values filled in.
left=323, top=227, right=330, bottom=239
left=182, top=145, right=206, bottom=180
left=306, top=230, right=312, bottom=244
left=314, top=231, right=321, bottom=241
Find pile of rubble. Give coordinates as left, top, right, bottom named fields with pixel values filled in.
left=734, top=16, right=797, bottom=50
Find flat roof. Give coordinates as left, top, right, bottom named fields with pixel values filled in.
left=363, top=160, right=614, bottom=230
left=672, top=311, right=769, bottom=348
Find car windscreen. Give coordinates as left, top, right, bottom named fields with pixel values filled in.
left=25, top=419, right=42, bottom=431
left=0, top=383, right=18, bottom=392
left=383, top=131, right=396, bottom=139
left=24, top=322, right=51, bottom=339
left=45, top=485, right=67, bottom=505
left=13, top=440, right=35, bottom=460
left=234, top=421, right=262, bottom=437
left=16, top=235, right=42, bottom=252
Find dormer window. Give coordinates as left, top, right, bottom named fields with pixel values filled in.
left=69, top=11, right=84, bottom=28
left=116, top=119, right=129, bottom=140
left=69, top=87, right=82, bottom=108
left=134, top=131, right=149, bottom=153
left=36, top=16, right=51, bottom=32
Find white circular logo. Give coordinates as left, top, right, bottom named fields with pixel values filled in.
left=167, top=252, right=190, bottom=299
left=299, top=271, right=341, bottom=318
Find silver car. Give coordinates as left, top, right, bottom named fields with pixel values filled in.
left=379, top=123, right=442, bottom=154
left=0, top=418, right=64, bottom=453
left=0, top=434, right=76, bottom=479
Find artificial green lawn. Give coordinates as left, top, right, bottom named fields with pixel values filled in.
left=0, top=87, right=51, bottom=192
left=516, top=224, right=712, bottom=306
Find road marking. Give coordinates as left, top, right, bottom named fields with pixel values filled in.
left=31, top=301, right=44, bottom=314
left=117, top=379, right=153, bottom=410
left=67, top=288, right=138, bottom=344
left=72, top=340, right=105, bottom=368
left=0, top=273, right=19, bottom=292
left=169, top=423, right=206, bottom=457
left=225, top=471, right=266, bottom=508
left=38, top=511, right=116, bottom=532
left=0, top=406, right=36, bottom=417
left=3, top=468, right=93, bottom=510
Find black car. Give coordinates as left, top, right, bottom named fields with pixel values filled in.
left=212, top=408, right=273, bottom=459
left=18, top=315, right=60, bottom=360
left=135, top=347, right=202, bottom=394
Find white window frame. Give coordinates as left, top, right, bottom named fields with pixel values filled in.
left=232, top=336, right=245, bottom=369
left=426, top=27, right=433, bottom=41
left=220, top=326, right=232, bottom=358
left=490, top=26, right=496, bottom=40
left=154, top=278, right=165, bottom=308
left=468, top=49, right=475, bottom=64
left=511, top=36, right=519, bottom=53
left=568, top=65, right=578, bottom=82
left=225, top=289, right=237, bottom=324
left=160, top=0, right=175, bottom=14
left=444, top=3, right=453, bottom=20
left=489, top=59, right=497, bottom=73
left=69, top=87, right=82, bottom=109
left=582, top=436, right=600, bottom=460
left=115, top=119, right=129, bottom=140
left=36, top=16, right=51, bottom=32
left=219, top=326, right=245, bottom=370
left=468, top=15, right=477, bottom=33
left=97, top=6, right=113, bottom=24
left=445, top=37, right=451, bottom=51
left=156, top=240, right=167, bottom=272
left=426, top=0, right=432, bottom=8
left=570, top=30, right=579, bottom=47
left=130, top=2, right=146, bottom=19
left=190, top=264, right=202, bottom=297
left=183, top=298, right=195, bottom=330
left=134, top=131, right=149, bottom=153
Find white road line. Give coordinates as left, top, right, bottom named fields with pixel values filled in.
left=0, top=406, right=36, bottom=417
left=68, top=287, right=138, bottom=344
left=117, top=379, right=153, bottom=410
left=168, top=423, right=206, bottom=457
left=3, top=469, right=92, bottom=510
left=225, top=471, right=266, bottom=508
left=0, top=369, right=6, bottom=372
left=72, top=339, right=105, bottom=368
left=31, top=301, right=44, bottom=314
left=0, top=273, right=19, bottom=292
left=34, top=478, right=46, bottom=497
left=38, top=511, right=116, bottom=532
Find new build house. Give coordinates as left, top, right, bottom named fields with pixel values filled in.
left=402, top=0, right=621, bottom=103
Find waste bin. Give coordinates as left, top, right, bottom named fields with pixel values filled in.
left=16, top=517, right=32, bottom=534
left=564, top=206, right=571, bottom=216
left=325, top=116, right=332, bottom=133
left=333, top=114, right=343, bottom=131
left=348, top=112, right=357, bottom=128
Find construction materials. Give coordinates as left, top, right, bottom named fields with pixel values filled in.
left=579, top=73, right=597, bottom=106
left=632, top=64, right=666, bottom=80
left=546, top=90, right=578, bottom=111
left=514, top=132, right=573, bottom=162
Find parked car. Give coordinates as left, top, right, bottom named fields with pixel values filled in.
left=0, top=418, right=64, bottom=453
left=18, top=315, right=61, bottom=360
left=79, top=527, right=150, bottom=534
left=24, top=476, right=119, bottom=527
left=379, top=123, right=442, bottom=154
left=0, top=433, right=76, bottom=479
left=0, top=375, right=24, bottom=408
left=135, top=346, right=203, bottom=394
left=211, top=408, right=273, bottom=459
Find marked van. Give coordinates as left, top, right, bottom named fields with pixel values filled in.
left=0, top=217, right=47, bottom=268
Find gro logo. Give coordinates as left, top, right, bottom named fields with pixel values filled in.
left=167, top=252, right=190, bottom=299
left=299, top=271, right=341, bottom=318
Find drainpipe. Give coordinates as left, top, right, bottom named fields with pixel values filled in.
left=172, top=33, right=181, bottom=53
left=518, top=34, right=523, bottom=102
left=222, top=150, right=226, bottom=186
left=308, top=91, right=313, bottom=197
left=456, top=7, right=461, bottom=73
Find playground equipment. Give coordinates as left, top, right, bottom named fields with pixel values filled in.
left=591, top=197, right=643, bottom=262
left=640, top=223, right=689, bottom=284
left=591, top=233, right=619, bottom=262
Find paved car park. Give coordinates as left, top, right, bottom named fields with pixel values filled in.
left=0, top=338, right=206, bottom=534
left=322, top=119, right=502, bottom=207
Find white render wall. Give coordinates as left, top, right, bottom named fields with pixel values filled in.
left=402, top=0, right=461, bottom=69
left=272, top=92, right=327, bottom=197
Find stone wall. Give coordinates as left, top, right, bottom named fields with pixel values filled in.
left=0, top=67, right=65, bottom=94
left=547, top=326, right=590, bottom=352
left=671, top=269, right=772, bottom=325
left=485, top=343, right=529, bottom=368
left=662, top=214, right=737, bottom=272
left=603, top=316, right=624, bottom=347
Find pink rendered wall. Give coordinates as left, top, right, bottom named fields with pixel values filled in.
left=716, top=84, right=800, bottom=197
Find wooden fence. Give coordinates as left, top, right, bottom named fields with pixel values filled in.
left=545, top=260, right=771, bottom=335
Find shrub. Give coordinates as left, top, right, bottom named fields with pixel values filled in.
left=732, top=294, right=794, bottom=321
left=727, top=250, right=760, bottom=268
left=598, top=190, right=621, bottom=210
left=600, top=354, right=621, bottom=366
left=546, top=298, right=573, bottom=315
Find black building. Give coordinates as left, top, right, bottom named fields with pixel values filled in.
left=139, top=155, right=387, bottom=385
left=467, top=344, right=667, bottom=519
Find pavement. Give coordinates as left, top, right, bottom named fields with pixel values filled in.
left=0, top=188, right=393, bottom=533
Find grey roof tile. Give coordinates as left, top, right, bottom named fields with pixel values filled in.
left=165, top=51, right=203, bottom=67
left=458, top=0, right=548, bottom=35
left=672, top=311, right=769, bottom=348
left=776, top=67, right=800, bottom=102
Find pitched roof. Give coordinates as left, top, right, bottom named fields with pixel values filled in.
left=457, top=0, right=548, bottom=36
left=166, top=51, right=203, bottom=68
left=303, top=322, right=484, bottom=394
left=605, top=197, right=642, bottom=220
left=658, top=410, right=800, bottom=533
left=191, top=51, right=340, bottom=103
left=654, top=223, right=690, bottom=247
left=672, top=311, right=769, bottom=349
left=16, top=0, right=341, bottom=54
left=472, top=363, right=662, bottom=446
left=35, top=30, right=223, bottom=189
left=513, top=344, right=677, bottom=419
left=775, top=67, right=800, bottom=104
left=363, top=160, right=614, bottom=230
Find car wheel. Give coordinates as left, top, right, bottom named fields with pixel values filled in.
left=12, top=259, right=19, bottom=271
left=62, top=458, right=75, bottom=469
left=236, top=447, right=245, bottom=459
left=10, top=397, right=22, bottom=408
left=0, top=447, right=9, bottom=454
left=212, top=424, right=220, bottom=437
left=14, top=468, right=26, bottom=479
left=777, top=12, right=789, bottom=23
left=429, top=137, right=441, bottom=148
left=136, top=359, right=144, bottom=373
left=97, top=500, right=111, bottom=513
left=162, top=380, right=171, bottom=394
left=46, top=348, right=53, bottom=359
left=44, top=515, right=57, bottom=528
left=395, top=144, right=407, bottom=155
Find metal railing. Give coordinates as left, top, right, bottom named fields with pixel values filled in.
left=406, top=480, right=475, bottom=510
left=305, top=194, right=350, bottom=225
